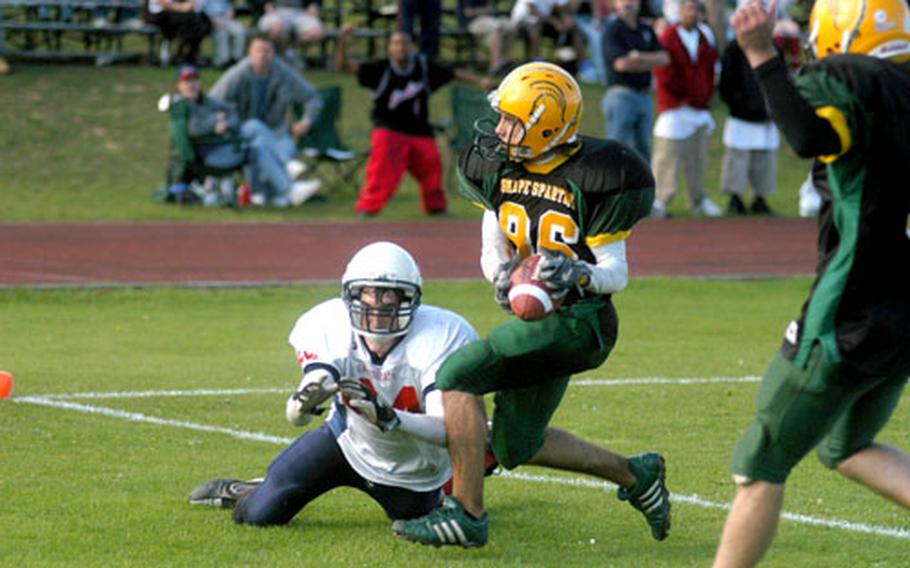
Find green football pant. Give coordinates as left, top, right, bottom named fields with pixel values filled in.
left=731, top=343, right=908, bottom=483
left=437, top=297, right=617, bottom=469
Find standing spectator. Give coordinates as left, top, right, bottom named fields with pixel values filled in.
left=202, top=0, right=247, bottom=68
left=601, top=0, right=668, bottom=161
left=335, top=25, right=494, bottom=217
left=650, top=0, right=720, bottom=219
left=511, top=0, right=584, bottom=62
left=398, top=0, right=442, bottom=59
left=457, top=0, right=516, bottom=76
left=575, top=0, right=614, bottom=84
left=258, top=0, right=326, bottom=65
left=210, top=33, right=323, bottom=207
left=718, top=38, right=780, bottom=215
left=146, top=0, right=212, bottom=66
left=713, top=0, right=910, bottom=565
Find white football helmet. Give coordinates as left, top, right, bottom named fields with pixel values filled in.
left=341, top=242, right=422, bottom=339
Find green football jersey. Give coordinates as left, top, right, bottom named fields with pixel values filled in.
left=788, top=56, right=910, bottom=376
left=458, top=136, right=655, bottom=265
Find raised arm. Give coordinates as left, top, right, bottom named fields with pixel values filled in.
left=334, top=23, right=360, bottom=76
left=732, top=0, right=843, bottom=158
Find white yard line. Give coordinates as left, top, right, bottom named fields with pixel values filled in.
left=27, top=377, right=763, bottom=401
left=500, top=471, right=910, bottom=540
left=17, top=396, right=294, bottom=446
left=13, top=378, right=909, bottom=541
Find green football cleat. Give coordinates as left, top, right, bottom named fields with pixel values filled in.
left=392, top=496, right=489, bottom=548
left=618, top=452, right=672, bottom=541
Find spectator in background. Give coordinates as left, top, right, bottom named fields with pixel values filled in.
left=335, top=25, right=494, bottom=217
left=601, top=0, right=668, bottom=162
left=0, top=57, right=10, bottom=75
left=168, top=65, right=247, bottom=205
left=457, top=0, right=516, bottom=76
left=398, top=0, right=442, bottom=59
left=146, top=0, right=212, bottom=66
left=258, top=0, right=326, bottom=66
left=511, top=0, right=585, bottom=63
left=650, top=0, right=720, bottom=219
left=210, top=33, right=323, bottom=207
left=718, top=37, right=780, bottom=216
left=203, top=0, right=247, bottom=68
left=575, top=0, right=614, bottom=84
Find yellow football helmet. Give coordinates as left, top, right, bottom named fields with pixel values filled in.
left=488, top=62, right=583, bottom=161
left=809, top=0, right=910, bottom=61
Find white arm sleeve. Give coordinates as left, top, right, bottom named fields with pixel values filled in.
left=394, top=389, right=447, bottom=446
left=584, top=239, right=629, bottom=295
left=480, top=209, right=512, bottom=283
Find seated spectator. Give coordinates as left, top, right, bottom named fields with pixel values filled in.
left=168, top=65, right=247, bottom=205
left=92, top=6, right=143, bottom=29
left=511, top=0, right=585, bottom=64
left=210, top=33, right=323, bottom=207
left=202, top=0, right=247, bottom=68
left=457, top=0, right=516, bottom=76
left=146, top=0, right=212, bottom=66
left=258, top=0, right=325, bottom=65
left=335, top=24, right=494, bottom=217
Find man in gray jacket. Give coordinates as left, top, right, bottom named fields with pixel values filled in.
left=211, top=32, right=323, bottom=207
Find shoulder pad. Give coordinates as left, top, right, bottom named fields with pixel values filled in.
left=567, top=137, right=654, bottom=195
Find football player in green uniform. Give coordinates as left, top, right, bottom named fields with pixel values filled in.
left=713, top=1, right=910, bottom=566
left=393, top=61, right=671, bottom=548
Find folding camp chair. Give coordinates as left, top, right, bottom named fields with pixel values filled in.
left=440, top=85, right=498, bottom=190
left=157, top=93, right=246, bottom=206
left=297, top=86, right=370, bottom=195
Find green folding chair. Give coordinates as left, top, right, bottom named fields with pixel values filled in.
left=297, top=86, right=370, bottom=195
left=158, top=93, right=246, bottom=206
left=440, top=85, right=498, bottom=190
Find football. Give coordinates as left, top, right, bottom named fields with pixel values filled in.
left=508, top=254, right=562, bottom=322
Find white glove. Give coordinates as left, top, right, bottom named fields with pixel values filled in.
left=285, top=370, right=338, bottom=426
left=337, top=378, right=400, bottom=432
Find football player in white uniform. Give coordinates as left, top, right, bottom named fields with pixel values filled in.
left=188, top=241, right=479, bottom=526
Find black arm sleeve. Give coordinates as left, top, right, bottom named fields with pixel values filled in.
left=754, top=56, right=842, bottom=158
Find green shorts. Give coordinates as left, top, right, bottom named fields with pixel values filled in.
left=436, top=296, right=617, bottom=469
left=731, top=343, right=907, bottom=483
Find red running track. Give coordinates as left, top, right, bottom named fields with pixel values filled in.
left=0, top=218, right=817, bottom=287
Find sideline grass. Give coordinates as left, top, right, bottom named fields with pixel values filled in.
left=2, top=279, right=908, bottom=567
left=1, top=64, right=812, bottom=222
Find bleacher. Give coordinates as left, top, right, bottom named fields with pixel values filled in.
left=0, top=0, right=513, bottom=67
left=0, top=0, right=158, bottom=63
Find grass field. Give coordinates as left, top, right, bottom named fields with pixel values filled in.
left=3, top=280, right=909, bottom=567
left=0, top=64, right=813, bottom=222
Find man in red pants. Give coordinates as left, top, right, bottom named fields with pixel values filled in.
left=335, top=24, right=494, bottom=216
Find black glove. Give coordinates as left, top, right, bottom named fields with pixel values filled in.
left=337, top=379, right=401, bottom=432
left=493, top=255, right=521, bottom=313
left=537, top=249, right=592, bottom=299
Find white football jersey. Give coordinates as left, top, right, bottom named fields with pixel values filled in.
left=288, top=298, right=478, bottom=492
